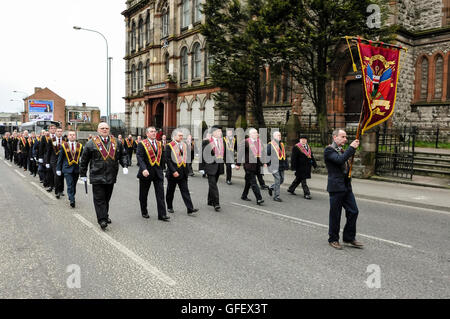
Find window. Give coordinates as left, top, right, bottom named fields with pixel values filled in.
left=283, top=67, right=291, bottom=103
left=182, top=0, right=190, bottom=29
left=131, top=64, right=136, bottom=92
left=420, top=58, right=429, bottom=101
left=443, top=0, right=450, bottom=26
left=164, top=53, right=170, bottom=75
left=145, top=60, right=150, bottom=83
left=162, top=7, right=169, bottom=38
left=138, top=62, right=144, bottom=90
left=205, top=47, right=213, bottom=77
left=192, top=43, right=201, bottom=79
left=131, top=22, right=136, bottom=52
left=194, top=0, right=202, bottom=23
left=180, top=47, right=188, bottom=81
left=145, top=15, right=151, bottom=44
left=138, top=19, right=144, bottom=48
left=434, top=55, right=443, bottom=100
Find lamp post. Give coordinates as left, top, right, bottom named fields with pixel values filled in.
left=73, top=26, right=111, bottom=125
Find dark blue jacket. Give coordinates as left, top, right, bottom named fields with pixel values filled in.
left=56, top=142, right=83, bottom=175
left=324, top=143, right=356, bottom=193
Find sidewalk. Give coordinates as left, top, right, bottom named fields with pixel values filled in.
left=192, top=160, right=450, bottom=212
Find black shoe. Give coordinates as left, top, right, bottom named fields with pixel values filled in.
left=287, top=190, right=296, bottom=195
left=61, top=193, right=65, bottom=196
left=167, top=208, right=174, bottom=214
left=273, top=197, right=282, bottom=202
left=241, top=197, right=251, bottom=201
left=268, top=187, right=273, bottom=197
left=142, top=213, right=150, bottom=219
left=207, top=202, right=214, bottom=207
left=256, top=199, right=264, bottom=206
left=188, top=208, right=198, bottom=215
left=46, top=187, right=53, bottom=192
left=70, top=201, right=75, bottom=208
left=158, top=216, right=170, bottom=221
left=304, top=194, right=312, bottom=200
left=214, top=205, right=221, bottom=211
left=226, top=180, right=232, bottom=185
left=99, top=221, right=108, bottom=230
left=56, top=193, right=60, bottom=199
left=261, top=185, right=269, bottom=190
left=107, top=218, right=112, bottom=224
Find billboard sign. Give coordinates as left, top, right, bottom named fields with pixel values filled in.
left=68, top=110, right=92, bottom=123
left=28, top=100, right=54, bottom=121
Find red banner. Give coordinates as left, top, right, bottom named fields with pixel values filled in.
left=357, top=40, right=402, bottom=134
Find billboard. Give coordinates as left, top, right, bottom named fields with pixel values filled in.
left=68, top=111, right=92, bottom=123
left=28, top=100, right=54, bottom=121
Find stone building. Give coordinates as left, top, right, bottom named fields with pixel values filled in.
left=22, top=87, right=66, bottom=128
left=122, top=0, right=450, bottom=134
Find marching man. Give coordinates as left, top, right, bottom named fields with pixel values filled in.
left=56, top=131, right=83, bottom=208
left=288, top=135, right=317, bottom=199
left=79, top=122, right=129, bottom=230
left=224, top=128, right=237, bottom=185
left=267, top=131, right=289, bottom=202
left=165, top=129, right=198, bottom=215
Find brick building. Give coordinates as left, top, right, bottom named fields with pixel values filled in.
left=22, top=87, right=66, bottom=128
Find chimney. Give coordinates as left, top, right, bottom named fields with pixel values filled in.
left=34, top=87, right=42, bottom=93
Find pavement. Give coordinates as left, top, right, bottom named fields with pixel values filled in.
left=0, top=155, right=449, bottom=299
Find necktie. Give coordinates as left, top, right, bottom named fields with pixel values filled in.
left=152, top=140, right=157, bottom=151
left=71, top=143, right=75, bottom=153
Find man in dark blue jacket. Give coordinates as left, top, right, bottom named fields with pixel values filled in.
left=57, top=131, right=83, bottom=208
left=324, top=128, right=363, bottom=250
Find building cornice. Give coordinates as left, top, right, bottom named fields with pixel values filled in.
left=122, top=0, right=151, bottom=17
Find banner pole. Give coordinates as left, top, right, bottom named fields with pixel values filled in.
left=348, top=100, right=365, bottom=178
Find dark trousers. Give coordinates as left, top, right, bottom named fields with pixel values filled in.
left=127, top=150, right=133, bottom=165
left=328, top=189, right=359, bottom=243
left=28, top=157, right=37, bottom=175
left=207, top=173, right=220, bottom=206
left=38, top=163, right=45, bottom=182
left=10, top=150, right=14, bottom=162
left=92, top=184, right=115, bottom=223
left=288, top=176, right=311, bottom=195
left=51, top=163, right=64, bottom=194
left=139, top=177, right=167, bottom=218
left=226, top=163, right=232, bottom=181
left=20, top=152, right=28, bottom=169
left=64, top=172, right=79, bottom=203
left=166, top=177, right=194, bottom=211
left=187, top=163, right=194, bottom=175
left=3, top=147, right=9, bottom=160
left=13, top=151, right=19, bottom=164
left=242, top=170, right=262, bottom=201
left=46, top=164, right=54, bottom=188
left=257, top=171, right=266, bottom=187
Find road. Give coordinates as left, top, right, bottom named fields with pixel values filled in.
left=0, top=157, right=449, bottom=299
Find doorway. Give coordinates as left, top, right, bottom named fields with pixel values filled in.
left=344, top=80, right=364, bottom=123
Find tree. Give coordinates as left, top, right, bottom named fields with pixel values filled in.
left=253, top=0, right=396, bottom=142
left=201, top=0, right=272, bottom=128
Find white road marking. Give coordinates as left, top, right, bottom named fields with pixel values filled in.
left=30, top=181, right=57, bottom=201
left=4, top=160, right=12, bottom=167
left=231, top=202, right=413, bottom=249
left=14, top=169, right=26, bottom=178
left=73, top=214, right=176, bottom=287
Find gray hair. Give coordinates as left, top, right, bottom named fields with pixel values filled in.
left=332, top=128, right=345, bottom=137
left=146, top=126, right=156, bottom=133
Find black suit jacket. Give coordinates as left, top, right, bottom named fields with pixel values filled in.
left=237, top=139, right=265, bottom=173
left=165, top=142, right=189, bottom=180
left=291, top=144, right=317, bottom=179
left=324, top=143, right=356, bottom=193
left=199, top=139, right=225, bottom=176
left=136, top=140, right=165, bottom=181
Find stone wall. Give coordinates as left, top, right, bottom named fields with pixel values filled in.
left=396, top=0, right=443, bottom=31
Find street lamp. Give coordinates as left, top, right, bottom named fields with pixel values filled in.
left=73, top=26, right=111, bottom=125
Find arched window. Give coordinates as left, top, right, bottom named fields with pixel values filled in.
left=434, top=55, right=443, bottom=100
left=138, top=62, right=143, bottom=90
left=164, top=53, right=170, bottom=75
left=131, top=22, right=136, bottom=52
left=205, top=47, right=212, bottom=77
left=194, top=0, right=202, bottom=23
left=182, top=0, right=191, bottom=29
left=131, top=64, right=136, bottom=92
left=138, top=19, right=144, bottom=48
left=145, top=14, right=151, bottom=45
left=162, top=7, right=169, bottom=38
left=192, top=43, right=201, bottom=79
left=420, top=58, right=429, bottom=101
left=145, top=59, right=150, bottom=83
left=180, top=47, right=188, bottom=81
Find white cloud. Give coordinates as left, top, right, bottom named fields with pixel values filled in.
left=0, top=0, right=126, bottom=116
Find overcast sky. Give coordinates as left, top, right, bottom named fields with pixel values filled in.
left=0, top=0, right=127, bottom=116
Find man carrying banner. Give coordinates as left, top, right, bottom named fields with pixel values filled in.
left=79, top=122, right=129, bottom=229
left=165, top=129, right=198, bottom=215
left=57, top=131, right=83, bottom=208
left=136, top=126, right=170, bottom=221
left=325, top=129, right=363, bottom=250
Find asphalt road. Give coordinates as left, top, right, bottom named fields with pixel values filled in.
left=0, top=157, right=449, bottom=299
